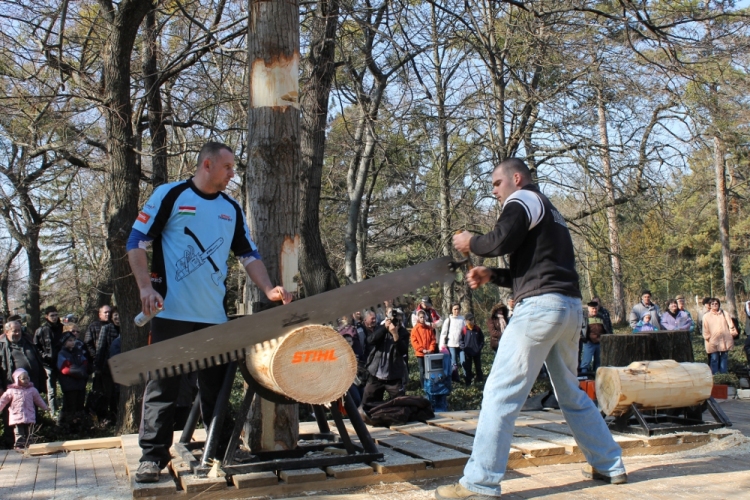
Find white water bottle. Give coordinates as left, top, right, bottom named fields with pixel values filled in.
left=134, top=303, right=163, bottom=327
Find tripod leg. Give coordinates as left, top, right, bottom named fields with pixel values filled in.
left=200, top=361, right=237, bottom=467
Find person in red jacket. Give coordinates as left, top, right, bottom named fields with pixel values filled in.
left=411, top=310, right=437, bottom=383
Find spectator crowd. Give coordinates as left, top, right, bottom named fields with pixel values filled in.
left=3, top=288, right=749, bottom=449
left=1, top=304, right=121, bottom=450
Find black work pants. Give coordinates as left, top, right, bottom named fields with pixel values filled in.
left=139, top=318, right=227, bottom=468
left=360, top=375, right=404, bottom=410
left=462, top=353, right=483, bottom=385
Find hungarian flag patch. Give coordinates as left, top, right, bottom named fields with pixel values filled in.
left=178, top=206, right=196, bottom=216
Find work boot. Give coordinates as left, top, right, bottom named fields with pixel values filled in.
left=135, top=461, right=161, bottom=483
left=435, top=482, right=500, bottom=499
left=581, top=464, right=627, bottom=484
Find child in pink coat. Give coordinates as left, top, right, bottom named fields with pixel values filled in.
left=0, top=368, right=49, bottom=450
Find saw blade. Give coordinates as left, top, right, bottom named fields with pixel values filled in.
left=110, top=256, right=456, bottom=386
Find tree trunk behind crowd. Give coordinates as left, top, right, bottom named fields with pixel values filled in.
left=597, top=88, right=627, bottom=324
left=244, top=0, right=301, bottom=451
left=713, top=135, right=737, bottom=318
left=299, top=0, right=340, bottom=297
left=98, top=0, right=153, bottom=435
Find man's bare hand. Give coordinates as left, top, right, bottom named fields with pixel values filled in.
left=466, top=266, right=492, bottom=289
left=140, top=286, right=164, bottom=317
left=452, top=231, right=473, bottom=254
left=266, top=286, right=293, bottom=305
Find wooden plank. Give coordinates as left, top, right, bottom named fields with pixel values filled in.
left=680, top=433, right=712, bottom=444
left=53, top=452, right=77, bottom=494
left=427, top=418, right=478, bottom=436
left=370, top=446, right=427, bottom=474
left=6, top=455, right=38, bottom=500
left=394, top=421, right=525, bottom=461
left=180, top=474, right=228, bottom=494
left=26, top=437, right=121, bottom=456
left=334, top=426, right=426, bottom=475
left=530, top=422, right=645, bottom=449
left=0, top=449, right=23, bottom=489
left=73, top=451, right=98, bottom=490
left=645, top=434, right=680, bottom=446
left=107, top=448, right=128, bottom=480
left=31, top=454, right=57, bottom=500
left=377, top=433, right=469, bottom=468
left=510, top=436, right=565, bottom=457
left=232, top=471, right=279, bottom=489
left=513, top=426, right=580, bottom=453
left=507, top=452, right=585, bottom=469
left=91, top=449, right=119, bottom=488
left=519, top=410, right=567, bottom=424
left=324, top=463, right=374, bottom=479
left=0, top=449, right=9, bottom=468
left=436, top=411, right=476, bottom=420
left=279, top=468, right=326, bottom=484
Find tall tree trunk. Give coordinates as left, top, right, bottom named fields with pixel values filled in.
left=244, top=0, right=300, bottom=451
left=597, top=88, right=626, bottom=324
left=0, top=244, right=22, bottom=318
left=98, top=0, right=153, bottom=435
left=143, top=9, right=169, bottom=188
left=431, top=5, right=453, bottom=315
left=299, top=0, right=340, bottom=296
left=24, top=231, right=42, bottom=332
left=713, top=135, right=737, bottom=318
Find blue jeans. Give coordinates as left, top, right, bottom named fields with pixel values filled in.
left=460, top=293, right=624, bottom=496
left=579, top=342, right=600, bottom=375
left=709, top=351, right=729, bottom=374
left=448, top=347, right=465, bottom=376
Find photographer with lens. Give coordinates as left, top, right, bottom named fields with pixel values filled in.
left=359, top=308, right=409, bottom=412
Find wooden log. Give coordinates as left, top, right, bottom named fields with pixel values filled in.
left=600, top=334, right=653, bottom=368
left=650, top=330, right=694, bottom=362
left=246, top=324, right=356, bottom=405
left=596, top=360, right=713, bottom=416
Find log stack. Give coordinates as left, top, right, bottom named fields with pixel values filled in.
left=246, top=324, right=357, bottom=405
left=596, top=360, right=713, bottom=416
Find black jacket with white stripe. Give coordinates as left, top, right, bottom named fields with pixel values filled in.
left=469, top=184, right=581, bottom=302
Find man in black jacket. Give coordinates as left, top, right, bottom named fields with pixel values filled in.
left=437, top=159, right=625, bottom=500
left=33, top=306, right=63, bottom=414
left=83, top=304, right=112, bottom=360
left=360, top=310, right=408, bottom=412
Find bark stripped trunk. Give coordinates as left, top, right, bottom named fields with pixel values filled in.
left=597, top=88, right=626, bottom=324
left=713, top=135, right=737, bottom=318
left=143, top=9, right=169, bottom=188
left=99, top=0, right=153, bottom=434
left=244, top=0, right=300, bottom=451
left=299, top=0, right=340, bottom=297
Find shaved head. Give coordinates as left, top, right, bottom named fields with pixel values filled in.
left=494, top=158, right=532, bottom=183
left=197, top=141, right=233, bottom=169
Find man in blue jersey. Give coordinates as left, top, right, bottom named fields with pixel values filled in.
left=435, top=159, right=625, bottom=499
left=127, top=141, right=292, bottom=483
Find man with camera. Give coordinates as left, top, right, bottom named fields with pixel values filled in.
left=359, top=309, right=409, bottom=412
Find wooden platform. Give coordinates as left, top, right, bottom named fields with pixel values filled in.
left=1, top=400, right=748, bottom=499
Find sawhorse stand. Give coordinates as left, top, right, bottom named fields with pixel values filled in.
left=172, top=360, right=382, bottom=477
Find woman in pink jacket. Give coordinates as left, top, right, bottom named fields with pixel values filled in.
left=702, top=298, right=738, bottom=374
left=0, top=368, right=48, bottom=450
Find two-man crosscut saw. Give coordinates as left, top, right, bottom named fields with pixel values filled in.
left=109, top=256, right=456, bottom=386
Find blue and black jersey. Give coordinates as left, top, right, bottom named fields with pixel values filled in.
left=128, top=178, right=260, bottom=324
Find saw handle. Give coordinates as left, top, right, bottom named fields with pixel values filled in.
left=450, top=230, right=474, bottom=272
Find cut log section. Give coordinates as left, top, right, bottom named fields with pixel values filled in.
left=596, top=360, right=713, bottom=416
left=246, top=324, right=356, bottom=405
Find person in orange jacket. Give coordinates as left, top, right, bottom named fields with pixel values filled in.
left=411, top=310, right=437, bottom=383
